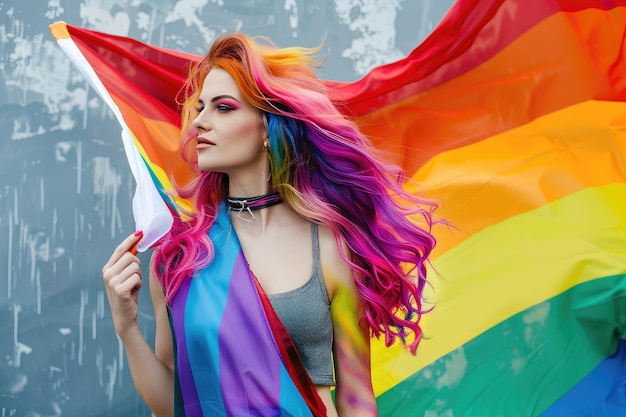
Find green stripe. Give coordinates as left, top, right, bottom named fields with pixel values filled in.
left=377, top=274, right=626, bottom=417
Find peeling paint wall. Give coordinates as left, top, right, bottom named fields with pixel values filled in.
left=0, top=0, right=453, bottom=415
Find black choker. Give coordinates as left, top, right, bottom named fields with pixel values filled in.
left=226, top=191, right=283, bottom=222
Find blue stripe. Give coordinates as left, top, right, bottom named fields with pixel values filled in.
left=539, top=338, right=626, bottom=417
left=181, top=210, right=237, bottom=415
left=279, top=365, right=314, bottom=417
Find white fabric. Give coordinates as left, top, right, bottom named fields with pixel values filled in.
left=56, top=37, right=173, bottom=252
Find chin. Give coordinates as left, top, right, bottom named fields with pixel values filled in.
left=198, top=165, right=224, bottom=173
left=197, top=158, right=221, bottom=172
left=197, top=160, right=227, bottom=173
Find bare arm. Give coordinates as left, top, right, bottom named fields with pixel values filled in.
left=331, top=281, right=378, bottom=416
left=101, top=233, right=174, bottom=417
left=321, top=230, right=378, bottom=416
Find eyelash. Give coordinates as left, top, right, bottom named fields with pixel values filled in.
left=194, top=103, right=234, bottom=114
left=216, top=104, right=234, bottom=112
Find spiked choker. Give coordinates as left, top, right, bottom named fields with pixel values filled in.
left=226, top=191, right=283, bottom=222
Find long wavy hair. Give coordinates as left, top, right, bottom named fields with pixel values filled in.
left=152, top=33, right=437, bottom=354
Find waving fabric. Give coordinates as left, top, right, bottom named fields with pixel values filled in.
left=50, top=0, right=626, bottom=415
left=167, top=205, right=326, bottom=416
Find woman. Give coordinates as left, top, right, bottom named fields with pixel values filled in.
left=102, top=33, right=437, bottom=416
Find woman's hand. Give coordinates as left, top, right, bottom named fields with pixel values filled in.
left=102, top=236, right=175, bottom=415
left=102, top=231, right=144, bottom=339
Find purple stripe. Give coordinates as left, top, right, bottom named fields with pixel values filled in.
left=169, top=278, right=201, bottom=409
left=218, top=251, right=283, bottom=415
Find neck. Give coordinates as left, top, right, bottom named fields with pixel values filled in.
left=226, top=191, right=283, bottom=223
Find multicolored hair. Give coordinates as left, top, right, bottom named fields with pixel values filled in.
left=152, top=33, right=438, bottom=354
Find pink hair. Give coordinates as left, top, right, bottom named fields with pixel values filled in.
left=152, top=33, right=438, bottom=353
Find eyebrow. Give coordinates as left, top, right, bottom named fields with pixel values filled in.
left=197, top=94, right=240, bottom=104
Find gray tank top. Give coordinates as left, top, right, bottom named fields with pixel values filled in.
left=267, top=223, right=335, bottom=386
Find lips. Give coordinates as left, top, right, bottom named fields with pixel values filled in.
left=196, top=137, right=215, bottom=148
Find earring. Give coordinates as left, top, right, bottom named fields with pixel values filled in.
left=263, top=139, right=271, bottom=182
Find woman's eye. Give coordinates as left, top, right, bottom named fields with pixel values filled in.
left=216, top=104, right=234, bottom=112
left=194, top=105, right=204, bottom=114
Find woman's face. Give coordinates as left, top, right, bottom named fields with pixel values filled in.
left=192, top=67, right=267, bottom=176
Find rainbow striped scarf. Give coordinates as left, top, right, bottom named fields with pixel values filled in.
left=168, top=204, right=326, bottom=416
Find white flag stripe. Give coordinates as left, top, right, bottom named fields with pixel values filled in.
left=56, top=37, right=173, bottom=252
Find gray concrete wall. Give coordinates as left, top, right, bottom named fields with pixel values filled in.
left=0, top=1, right=453, bottom=415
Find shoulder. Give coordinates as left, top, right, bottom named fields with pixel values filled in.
left=317, top=224, right=356, bottom=301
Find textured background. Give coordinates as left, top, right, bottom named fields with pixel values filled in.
left=0, top=1, right=454, bottom=415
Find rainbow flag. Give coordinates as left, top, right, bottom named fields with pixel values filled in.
left=169, top=204, right=327, bottom=416
left=50, top=0, right=626, bottom=415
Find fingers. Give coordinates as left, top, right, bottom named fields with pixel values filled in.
left=102, top=240, right=144, bottom=336
left=105, top=257, right=143, bottom=289
left=128, top=230, right=143, bottom=255
left=102, top=231, right=143, bottom=274
left=129, top=239, right=140, bottom=255
left=112, top=266, right=143, bottom=297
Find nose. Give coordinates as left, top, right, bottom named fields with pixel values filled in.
left=192, top=109, right=210, bottom=132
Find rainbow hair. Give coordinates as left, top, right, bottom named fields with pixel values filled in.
left=153, top=33, right=438, bottom=354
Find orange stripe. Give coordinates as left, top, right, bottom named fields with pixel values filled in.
left=408, top=99, right=626, bottom=258
left=357, top=7, right=626, bottom=175
left=49, top=21, right=70, bottom=40
left=110, top=92, right=194, bottom=189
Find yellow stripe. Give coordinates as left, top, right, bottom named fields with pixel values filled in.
left=372, top=182, right=626, bottom=395
left=130, top=127, right=176, bottom=189
left=49, top=21, right=70, bottom=40
left=407, top=100, right=626, bottom=257
left=129, top=130, right=193, bottom=213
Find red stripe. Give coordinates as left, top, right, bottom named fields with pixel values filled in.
left=327, top=0, right=626, bottom=115
left=252, top=275, right=327, bottom=416
left=66, top=24, right=194, bottom=124
left=62, top=0, right=626, bottom=121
